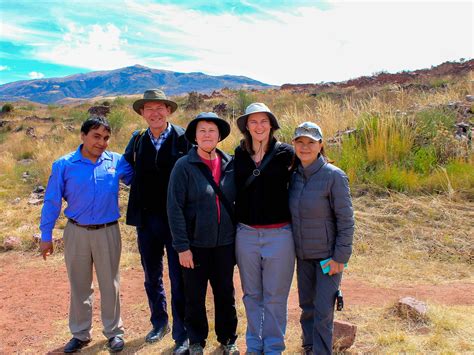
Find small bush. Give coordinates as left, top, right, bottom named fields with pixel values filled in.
left=113, top=96, right=127, bottom=107
left=432, top=126, right=467, bottom=163
left=1, top=103, right=14, bottom=113
left=68, top=110, right=88, bottom=123
left=415, top=108, right=456, bottom=143
left=371, top=165, right=420, bottom=192
left=412, top=146, right=437, bottom=174
left=234, top=90, right=255, bottom=115
left=108, top=109, right=126, bottom=132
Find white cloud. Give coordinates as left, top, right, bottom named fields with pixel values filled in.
left=34, top=23, right=138, bottom=70
left=29, top=71, right=45, bottom=79
left=0, top=65, right=10, bottom=71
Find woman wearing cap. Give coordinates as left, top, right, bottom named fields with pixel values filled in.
left=289, top=122, right=354, bottom=355
left=234, top=103, right=295, bottom=354
left=167, top=112, right=239, bottom=355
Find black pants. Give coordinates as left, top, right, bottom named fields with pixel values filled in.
left=137, top=214, right=187, bottom=342
left=182, top=243, right=238, bottom=347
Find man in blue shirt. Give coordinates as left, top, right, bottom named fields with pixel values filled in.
left=123, top=89, right=191, bottom=354
left=40, top=116, right=133, bottom=353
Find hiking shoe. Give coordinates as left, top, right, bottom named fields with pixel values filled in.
left=145, top=324, right=170, bottom=343
left=107, top=336, right=124, bottom=353
left=173, top=339, right=189, bottom=354
left=222, top=342, right=240, bottom=355
left=189, top=343, right=204, bottom=355
left=64, top=337, right=91, bottom=353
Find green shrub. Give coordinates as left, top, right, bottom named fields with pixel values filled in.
left=413, top=146, right=437, bottom=174
left=113, top=96, right=127, bottom=107
left=68, top=110, right=88, bottom=123
left=415, top=108, right=456, bottom=142
left=234, top=90, right=255, bottom=115
left=329, top=135, right=368, bottom=184
left=445, top=160, right=474, bottom=190
left=1, top=103, right=14, bottom=113
left=108, top=109, right=126, bottom=132
left=371, top=165, right=420, bottom=192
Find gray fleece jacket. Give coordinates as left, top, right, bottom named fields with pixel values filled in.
left=167, top=147, right=236, bottom=253
left=289, top=155, right=354, bottom=263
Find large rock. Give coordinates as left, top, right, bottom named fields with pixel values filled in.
left=3, top=236, right=21, bottom=250
left=333, top=319, right=357, bottom=351
left=397, top=297, right=428, bottom=321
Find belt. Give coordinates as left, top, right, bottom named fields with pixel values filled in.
left=69, top=219, right=118, bottom=230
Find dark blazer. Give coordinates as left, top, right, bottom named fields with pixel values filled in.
left=123, top=124, right=191, bottom=227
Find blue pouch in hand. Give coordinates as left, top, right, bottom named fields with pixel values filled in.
left=320, top=258, right=348, bottom=274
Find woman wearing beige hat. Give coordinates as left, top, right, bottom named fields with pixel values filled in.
left=234, top=103, right=295, bottom=354
left=289, top=122, right=354, bottom=355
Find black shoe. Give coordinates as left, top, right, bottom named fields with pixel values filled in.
left=173, top=339, right=189, bottom=354
left=64, top=337, right=91, bottom=353
left=107, top=336, right=124, bottom=353
left=188, top=343, right=204, bottom=355
left=222, top=342, right=239, bottom=355
left=145, top=324, right=170, bottom=343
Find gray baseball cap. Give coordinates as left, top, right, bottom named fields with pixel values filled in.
left=293, top=122, right=323, bottom=141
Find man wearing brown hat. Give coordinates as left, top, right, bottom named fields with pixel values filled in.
left=123, top=89, right=191, bottom=353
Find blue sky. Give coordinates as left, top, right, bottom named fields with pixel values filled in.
left=0, top=0, right=472, bottom=85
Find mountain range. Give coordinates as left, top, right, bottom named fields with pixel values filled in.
left=0, top=65, right=271, bottom=104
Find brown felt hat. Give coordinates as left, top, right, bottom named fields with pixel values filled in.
left=132, top=89, right=178, bottom=115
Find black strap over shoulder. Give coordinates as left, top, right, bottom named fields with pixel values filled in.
left=244, top=141, right=281, bottom=189
left=196, top=164, right=236, bottom=225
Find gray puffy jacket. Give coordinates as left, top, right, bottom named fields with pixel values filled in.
left=167, top=147, right=236, bottom=253
left=289, top=155, right=354, bottom=263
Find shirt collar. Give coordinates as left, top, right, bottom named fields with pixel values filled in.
left=148, top=123, right=172, bottom=140
left=72, top=144, right=112, bottom=163
left=298, top=154, right=326, bottom=179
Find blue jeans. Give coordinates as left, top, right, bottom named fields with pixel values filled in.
left=296, top=258, right=342, bottom=355
left=137, top=214, right=187, bottom=342
left=236, top=223, right=295, bottom=354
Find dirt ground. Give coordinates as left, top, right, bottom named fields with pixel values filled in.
left=0, top=252, right=472, bottom=354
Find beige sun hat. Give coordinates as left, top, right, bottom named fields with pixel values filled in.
left=236, top=102, right=280, bottom=133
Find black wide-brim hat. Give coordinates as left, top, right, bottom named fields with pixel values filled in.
left=185, top=112, right=231, bottom=144
left=133, top=89, right=178, bottom=114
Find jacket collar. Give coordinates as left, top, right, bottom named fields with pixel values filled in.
left=71, top=144, right=112, bottom=164
left=188, top=146, right=232, bottom=171
left=297, top=154, right=326, bottom=179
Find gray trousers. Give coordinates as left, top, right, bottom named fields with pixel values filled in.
left=235, top=223, right=295, bottom=354
left=296, top=258, right=342, bottom=355
left=63, top=221, right=124, bottom=341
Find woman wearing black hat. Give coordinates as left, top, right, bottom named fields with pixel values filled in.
left=234, top=103, right=295, bottom=354
left=167, top=112, right=239, bottom=355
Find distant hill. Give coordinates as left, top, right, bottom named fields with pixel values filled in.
left=0, top=65, right=272, bottom=104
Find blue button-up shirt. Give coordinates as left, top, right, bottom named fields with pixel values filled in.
left=40, top=145, right=134, bottom=242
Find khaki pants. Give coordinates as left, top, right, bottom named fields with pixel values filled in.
left=63, top=221, right=124, bottom=341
